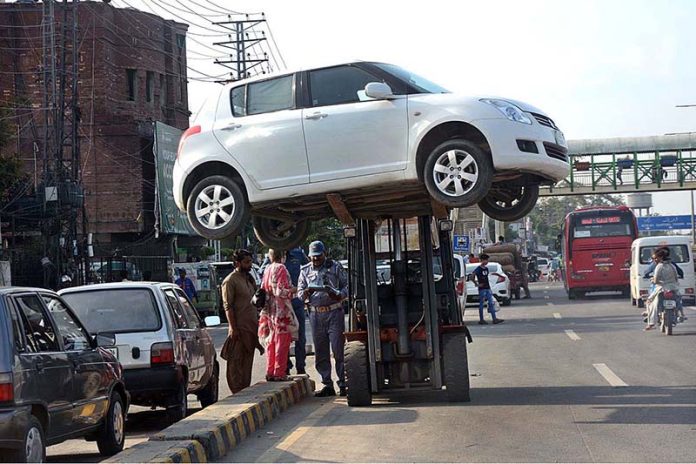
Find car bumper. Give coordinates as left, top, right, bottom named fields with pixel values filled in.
left=123, top=365, right=182, bottom=397
left=473, top=117, right=570, bottom=182
left=0, top=406, right=30, bottom=449
left=173, top=161, right=186, bottom=211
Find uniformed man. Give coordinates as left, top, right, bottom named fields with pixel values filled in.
left=297, top=241, right=349, bottom=397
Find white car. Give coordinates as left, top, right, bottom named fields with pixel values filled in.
left=465, top=262, right=512, bottom=306
left=174, top=61, right=569, bottom=248
left=536, top=257, right=550, bottom=279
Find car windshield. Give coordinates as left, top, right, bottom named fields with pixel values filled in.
left=371, top=63, right=449, bottom=94
left=62, top=288, right=161, bottom=334
left=537, top=259, right=549, bottom=266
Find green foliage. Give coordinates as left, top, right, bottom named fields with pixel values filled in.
left=305, top=218, right=346, bottom=259
left=528, top=194, right=624, bottom=247
left=0, top=154, right=23, bottom=203
left=0, top=106, right=13, bottom=151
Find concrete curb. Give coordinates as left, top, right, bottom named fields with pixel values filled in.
left=107, top=376, right=315, bottom=463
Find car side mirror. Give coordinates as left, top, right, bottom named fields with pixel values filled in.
left=364, top=82, right=394, bottom=100
left=95, top=333, right=116, bottom=347
left=204, top=315, right=221, bottom=327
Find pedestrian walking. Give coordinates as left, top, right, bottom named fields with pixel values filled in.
left=221, top=249, right=263, bottom=394
left=297, top=241, right=349, bottom=397
left=258, top=249, right=299, bottom=381
left=175, top=269, right=198, bottom=303
left=471, top=253, right=504, bottom=325
left=285, top=247, right=310, bottom=375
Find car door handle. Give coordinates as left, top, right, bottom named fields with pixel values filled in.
left=304, top=112, right=328, bottom=120
left=221, top=123, right=242, bottom=131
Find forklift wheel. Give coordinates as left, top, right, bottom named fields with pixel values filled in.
left=442, top=333, right=471, bottom=402
left=344, top=341, right=372, bottom=407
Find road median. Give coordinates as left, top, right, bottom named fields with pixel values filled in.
left=107, top=376, right=315, bottom=463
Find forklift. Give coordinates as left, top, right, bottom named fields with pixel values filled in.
left=341, top=214, right=473, bottom=406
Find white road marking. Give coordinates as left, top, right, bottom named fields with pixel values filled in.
left=544, top=296, right=550, bottom=299
left=593, top=363, right=628, bottom=387
left=564, top=329, right=581, bottom=340
left=685, top=306, right=696, bottom=312
left=545, top=286, right=550, bottom=289
left=546, top=302, right=555, bottom=306
left=553, top=313, right=562, bottom=319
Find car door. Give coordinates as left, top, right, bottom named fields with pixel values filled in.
left=12, top=293, right=74, bottom=439
left=42, top=293, right=108, bottom=430
left=213, top=74, right=309, bottom=190
left=163, top=288, right=196, bottom=391
left=302, top=64, right=409, bottom=183
left=173, top=288, right=208, bottom=389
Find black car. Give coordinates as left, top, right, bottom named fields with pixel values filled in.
left=0, top=287, right=128, bottom=463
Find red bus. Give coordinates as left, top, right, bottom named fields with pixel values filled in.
left=560, top=206, right=638, bottom=299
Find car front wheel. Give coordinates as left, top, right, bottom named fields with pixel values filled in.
left=478, top=184, right=539, bottom=222
left=253, top=217, right=309, bottom=249
left=186, top=175, right=248, bottom=240
left=423, top=139, right=493, bottom=207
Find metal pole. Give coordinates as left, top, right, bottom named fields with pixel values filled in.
left=691, top=190, right=695, bottom=244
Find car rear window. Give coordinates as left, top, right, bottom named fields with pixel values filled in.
left=61, top=289, right=161, bottom=334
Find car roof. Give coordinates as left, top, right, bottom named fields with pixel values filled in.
left=59, top=282, right=178, bottom=295
left=0, top=286, right=57, bottom=296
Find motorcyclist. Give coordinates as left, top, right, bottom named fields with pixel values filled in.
left=645, top=248, right=680, bottom=331
left=643, top=247, right=686, bottom=323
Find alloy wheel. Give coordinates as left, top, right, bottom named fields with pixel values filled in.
left=113, top=401, right=124, bottom=445
left=432, top=149, right=479, bottom=197
left=194, top=185, right=236, bottom=230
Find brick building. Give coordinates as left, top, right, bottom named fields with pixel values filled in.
left=0, top=1, right=190, bottom=257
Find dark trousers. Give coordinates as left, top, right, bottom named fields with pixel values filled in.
left=287, top=298, right=306, bottom=373
left=310, top=307, right=345, bottom=388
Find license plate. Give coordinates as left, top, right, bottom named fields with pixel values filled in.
left=555, top=130, right=567, bottom=147
left=664, top=300, right=676, bottom=309
left=105, top=347, right=118, bottom=359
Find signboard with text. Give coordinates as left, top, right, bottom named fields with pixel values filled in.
left=453, top=235, right=470, bottom=252
left=154, top=122, right=197, bottom=236
left=637, top=215, right=694, bottom=232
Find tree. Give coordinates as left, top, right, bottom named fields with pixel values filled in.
left=0, top=155, right=23, bottom=204
left=305, top=218, right=346, bottom=259
left=528, top=194, right=624, bottom=248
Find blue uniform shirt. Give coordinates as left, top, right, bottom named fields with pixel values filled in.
left=297, top=259, right=348, bottom=307
left=285, top=248, right=310, bottom=286
left=175, top=277, right=198, bottom=300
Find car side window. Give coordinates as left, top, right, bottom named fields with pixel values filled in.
left=14, top=294, right=60, bottom=352
left=174, top=288, right=201, bottom=329
left=6, top=299, right=27, bottom=353
left=231, top=85, right=246, bottom=117
left=164, top=289, right=189, bottom=329
left=309, top=65, right=383, bottom=107
left=42, top=295, right=91, bottom=351
left=247, top=75, right=294, bottom=115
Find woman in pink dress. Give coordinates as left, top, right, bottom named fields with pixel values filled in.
left=260, top=249, right=298, bottom=381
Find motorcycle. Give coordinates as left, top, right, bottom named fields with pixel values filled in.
left=659, top=290, right=678, bottom=335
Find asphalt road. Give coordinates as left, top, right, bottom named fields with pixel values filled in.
left=217, top=282, right=696, bottom=463
left=47, top=283, right=696, bottom=462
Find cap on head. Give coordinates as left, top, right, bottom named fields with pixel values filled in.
left=308, top=241, right=325, bottom=257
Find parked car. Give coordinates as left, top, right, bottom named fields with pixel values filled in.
left=60, top=283, right=220, bottom=423
left=536, top=258, right=550, bottom=280
left=465, top=262, right=512, bottom=306
left=174, top=61, right=569, bottom=248
left=0, top=287, right=128, bottom=462
left=453, top=254, right=468, bottom=315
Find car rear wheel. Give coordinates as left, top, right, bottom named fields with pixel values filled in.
left=166, top=382, right=188, bottom=423
left=197, top=361, right=219, bottom=408
left=253, top=217, right=309, bottom=249
left=97, top=391, right=126, bottom=456
left=186, top=175, right=248, bottom=240
left=0, top=416, right=45, bottom=463
left=478, top=184, right=539, bottom=222
left=423, top=139, right=493, bottom=207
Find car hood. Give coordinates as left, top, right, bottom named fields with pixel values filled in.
left=409, top=93, right=549, bottom=117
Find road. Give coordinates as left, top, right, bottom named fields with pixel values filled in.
left=48, top=282, right=696, bottom=462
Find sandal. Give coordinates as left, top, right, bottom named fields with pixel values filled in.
left=644, top=325, right=654, bottom=331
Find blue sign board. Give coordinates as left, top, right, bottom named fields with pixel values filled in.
left=453, top=235, right=470, bottom=252
left=637, top=215, right=694, bottom=232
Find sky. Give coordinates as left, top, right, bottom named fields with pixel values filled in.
left=116, top=0, right=696, bottom=216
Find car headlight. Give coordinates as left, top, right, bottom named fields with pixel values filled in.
left=480, top=98, right=532, bottom=124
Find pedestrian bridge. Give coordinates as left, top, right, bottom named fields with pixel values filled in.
left=539, top=133, right=696, bottom=196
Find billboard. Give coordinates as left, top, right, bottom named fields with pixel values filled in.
left=637, top=215, right=694, bottom=232
left=153, top=122, right=197, bottom=236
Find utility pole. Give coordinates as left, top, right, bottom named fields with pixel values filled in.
left=213, top=13, right=270, bottom=82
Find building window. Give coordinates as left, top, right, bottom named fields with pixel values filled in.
left=159, top=73, right=166, bottom=107
left=126, top=68, right=137, bottom=101
left=146, top=71, right=154, bottom=103
left=176, top=33, right=185, bottom=49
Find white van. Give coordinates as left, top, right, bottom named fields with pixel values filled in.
left=630, top=236, right=695, bottom=308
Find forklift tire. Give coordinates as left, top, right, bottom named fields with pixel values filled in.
left=344, top=341, right=372, bottom=407
left=442, top=332, right=471, bottom=402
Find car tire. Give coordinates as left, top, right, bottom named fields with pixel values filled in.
left=252, top=216, right=310, bottom=249
left=166, top=382, right=188, bottom=424
left=197, top=361, right=219, bottom=408
left=568, top=289, right=576, bottom=300
left=442, top=332, right=471, bottom=402
left=502, top=297, right=512, bottom=306
left=0, top=415, right=45, bottom=463
left=344, top=341, right=372, bottom=407
left=186, top=175, right=249, bottom=240
left=478, top=184, right=540, bottom=222
left=423, top=139, right=493, bottom=207
left=97, top=391, right=126, bottom=456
